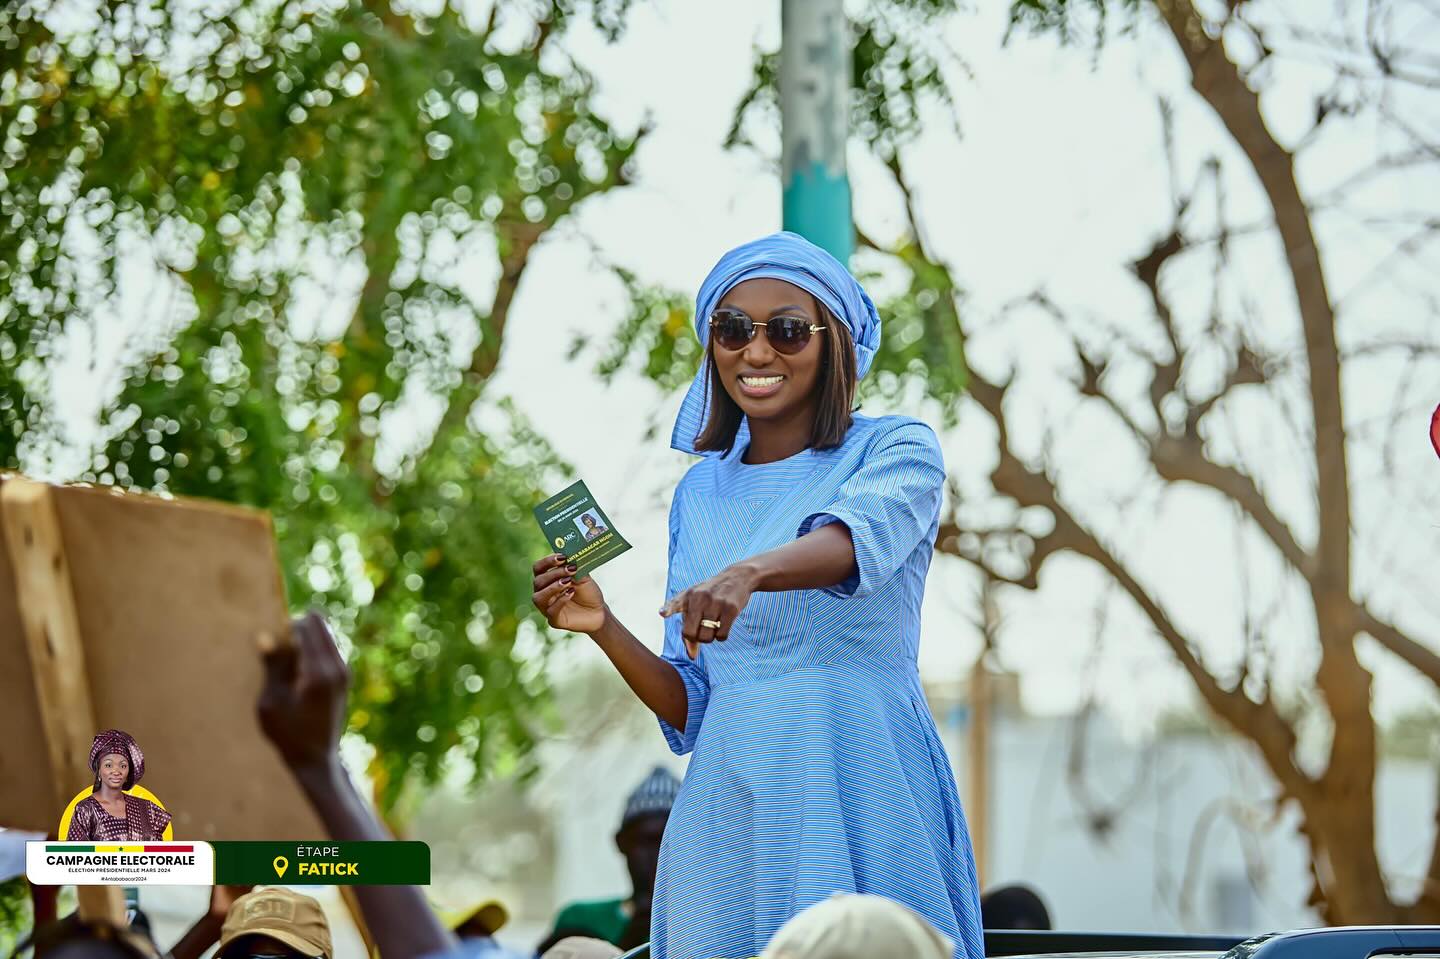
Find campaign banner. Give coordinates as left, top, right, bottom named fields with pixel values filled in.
left=28, top=841, right=214, bottom=885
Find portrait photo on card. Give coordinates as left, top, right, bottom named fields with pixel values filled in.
left=575, top=510, right=609, bottom=541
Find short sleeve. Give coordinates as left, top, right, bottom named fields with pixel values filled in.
left=657, top=481, right=710, bottom=755
left=147, top=801, right=172, bottom=839
left=797, top=421, right=946, bottom=599
left=67, top=800, right=95, bottom=841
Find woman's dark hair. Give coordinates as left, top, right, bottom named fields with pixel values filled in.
left=91, top=753, right=136, bottom=793
left=692, top=298, right=858, bottom=455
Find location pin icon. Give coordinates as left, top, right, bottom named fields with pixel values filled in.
left=272, top=856, right=289, bottom=879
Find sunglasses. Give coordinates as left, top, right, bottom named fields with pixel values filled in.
left=709, top=309, right=827, bottom=355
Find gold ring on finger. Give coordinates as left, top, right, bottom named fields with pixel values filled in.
left=700, top=619, right=722, bottom=629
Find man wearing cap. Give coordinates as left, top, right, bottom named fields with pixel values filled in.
left=215, top=888, right=332, bottom=959
left=544, top=766, right=679, bottom=950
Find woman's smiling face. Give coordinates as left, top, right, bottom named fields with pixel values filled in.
left=99, top=753, right=129, bottom=789
left=711, top=278, right=826, bottom=431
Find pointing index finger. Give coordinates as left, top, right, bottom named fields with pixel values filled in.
left=659, top=593, right=684, bottom=618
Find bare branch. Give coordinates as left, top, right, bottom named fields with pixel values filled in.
left=950, top=367, right=1315, bottom=804
left=1131, top=228, right=1186, bottom=418
left=1154, top=0, right=1352, bottom=613
left=1353, top=605, right=1440, bottom=687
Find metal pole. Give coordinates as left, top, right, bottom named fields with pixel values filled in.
left=780, top=0, right=853, bottom=262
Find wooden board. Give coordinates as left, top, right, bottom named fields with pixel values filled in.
left=0, top=476, right=326, bottom=840
left=0, top=479, right=56, bottom=831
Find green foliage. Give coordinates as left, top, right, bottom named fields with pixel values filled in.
left=0, top=0, right=636, bottom=805
left=728, top=0, right=961, bottom=160
left=858, top=240, right=968, bottom=423
left=585, top=265, right=698, bottom=392
left=0, top=877, right=30, bottom=958
left=1005, top=0, right=1142, bottom=46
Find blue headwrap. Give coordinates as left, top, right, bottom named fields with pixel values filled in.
left=670, top=231, right=882, bottom=456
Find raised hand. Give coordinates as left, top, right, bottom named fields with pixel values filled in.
left=256, top=612, right=349, bottom=773
left=532, top=553, right=606, bottom=634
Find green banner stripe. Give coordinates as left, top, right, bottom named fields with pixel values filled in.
left=212, top=841, right=430, bottom=886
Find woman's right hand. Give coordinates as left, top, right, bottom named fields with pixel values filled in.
left=532, top=553, right=606, bottom=634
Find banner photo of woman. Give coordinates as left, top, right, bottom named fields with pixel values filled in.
left=59, top=729, right=174, bottom=842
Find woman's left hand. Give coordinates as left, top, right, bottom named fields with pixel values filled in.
left=660, top=564, right=757, bottom=659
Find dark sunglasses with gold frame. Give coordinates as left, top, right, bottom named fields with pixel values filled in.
left=708, top=308, right=827, bottom=355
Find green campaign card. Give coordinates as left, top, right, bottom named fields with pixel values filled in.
left=534, top=479, right=632, bottom=579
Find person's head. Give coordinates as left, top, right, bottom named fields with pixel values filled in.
left=535, top=928, right=600, bottom=957
left=695, top=278, right=857, bottom=453
left=451, top=900, right=508, bottom=941
left=673, top=231, right=882, bottom=458
left=89, top=730, right=144, bottom=793
left=582, top=513, right=600, bottom=530
left=217, top=888, right=332, bottom=959
left=980, top=884, right=1052, bottom=930
left=615, top=766, right=681, bottom=900
left=25, top=915, right=160, bottom=959
left=759, top=894, right=954, bottom=959
left=541, top=937, right=623, bottom=959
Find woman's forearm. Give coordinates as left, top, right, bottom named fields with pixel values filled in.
left=589, top=607, right=689, bottom=730
left=735, top=520, right=857, bottom=593
left=291, top=760, right=454, bottom=959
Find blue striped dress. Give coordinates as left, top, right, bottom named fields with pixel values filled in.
left=651, top=414, right=985, bottom=959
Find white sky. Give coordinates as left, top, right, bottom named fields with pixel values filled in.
left=38, top=0, right=1440, bottom=735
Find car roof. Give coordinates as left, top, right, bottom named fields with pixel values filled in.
left=1002, top=950, right=1226, bottom=956
left=1004, top=953, right=1222, bottom=959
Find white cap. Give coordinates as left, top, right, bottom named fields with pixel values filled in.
left=541, top=937, right=623, bottom=959
left=761, top=894, right=955, bottom=959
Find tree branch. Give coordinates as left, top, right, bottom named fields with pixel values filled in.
left=1154, top=0, right=1352, bottom=615
left=953, top=367, right=1315, bottom=803
left=468, top=217, right=545, bottom=381
left=1353, top=605, right=1440, bottom=687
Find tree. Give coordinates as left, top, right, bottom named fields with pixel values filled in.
left=0, top=0, right=639, bottom=807
left=598, top=0, right=1440, bottom=924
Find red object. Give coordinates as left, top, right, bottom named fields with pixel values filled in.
left=1432, top=403, right=1440, bottom=460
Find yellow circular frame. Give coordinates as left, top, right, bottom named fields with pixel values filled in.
left=57, top=786, right=174, bottom=842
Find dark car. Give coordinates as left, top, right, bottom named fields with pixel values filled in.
left=619, top=926, right=1440, bottom=958
left=989, top=927, right=1440, bottom=958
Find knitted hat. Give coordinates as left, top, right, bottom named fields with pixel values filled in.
left=621, top=766, right=681, bottom=827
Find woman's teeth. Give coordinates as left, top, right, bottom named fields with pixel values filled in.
left=740, top=375, right=783, bottom=387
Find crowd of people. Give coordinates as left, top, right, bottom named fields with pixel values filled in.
left=19, top=612, right=1048, bottom=959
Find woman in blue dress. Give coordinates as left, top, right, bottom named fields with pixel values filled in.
left=531, top=232, right=984, bottom=959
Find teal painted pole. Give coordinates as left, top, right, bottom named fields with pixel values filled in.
left=780, top=0, right=852, bottom=263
